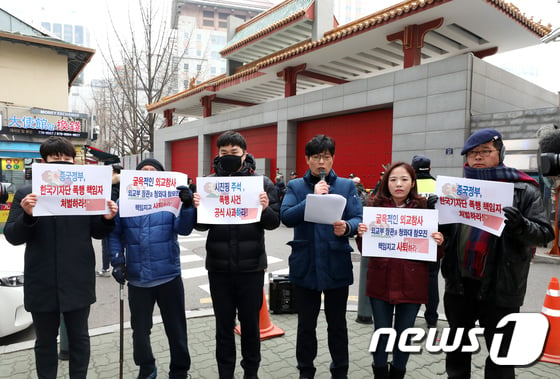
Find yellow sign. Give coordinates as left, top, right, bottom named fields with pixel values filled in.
left=1, top=158, right=24, bottom=170
left=0, top=193, right=14, bottom=223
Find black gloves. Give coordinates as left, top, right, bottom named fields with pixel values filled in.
left=427, top=194, right=438, bottom=209
left=112, top=264, right=127, bottom=285
left=503, top=206, right=525, bottom=232
left=177, top=186, right=193, bottom=207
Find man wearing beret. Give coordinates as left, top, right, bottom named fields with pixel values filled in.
left=440, top=129, right=554, bottom=379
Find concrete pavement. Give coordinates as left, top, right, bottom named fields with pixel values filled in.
left=1, top=246, right=559, bottom=378
left=1, top=304, right=559, bottom=378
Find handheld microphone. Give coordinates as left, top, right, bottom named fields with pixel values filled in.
left=319, top=169, right=326, bottom=182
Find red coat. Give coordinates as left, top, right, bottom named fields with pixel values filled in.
left=365, top=199, right=429, bottom=304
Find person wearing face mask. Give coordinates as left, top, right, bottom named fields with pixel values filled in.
left=4, top=136, right=118, bottom=379
left=193, top=130, right=280, bottom=379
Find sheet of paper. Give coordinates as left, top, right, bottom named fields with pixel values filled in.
left=304, top=194, right=347, bottom=224
left=119, top=170, right=189, bottom=218
left=196, top=176, right=263, bottom=224
left=435, top=175, right=513, bottom=236
left=32, top=163, right=111, bottom=216
left=361, top=207, right=438, bottom=262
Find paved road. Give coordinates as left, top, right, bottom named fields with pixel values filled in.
left=1, top=224, right=559, bottom=348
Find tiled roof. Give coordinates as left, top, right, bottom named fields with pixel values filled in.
left=147, top=0, right=553, bottom=115
left=221, top=0, right=314, bottom=55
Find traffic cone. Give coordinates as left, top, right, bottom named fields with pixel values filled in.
left=541, top=277, right=560, bottom=364
left=234, top=289, right=285, bottom=341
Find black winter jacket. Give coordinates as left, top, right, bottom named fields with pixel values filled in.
left=441, top=181, right=553, bottom=308
left=195, top=154, right=280, bottom=272
left=4, top=185, right=115, bottom=312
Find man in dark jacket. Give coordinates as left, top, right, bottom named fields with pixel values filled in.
left=109, top=158, right=195, bottom=379
left=441, top=129, right=554, bottom=379
left=193, top=130, right=280, bottom=379
left=4, top=136, right=118, bottom=379
left=411, top=154, right=440, bottom=328
left=280, top=134, right=362, bottom=379
left=97, top=163, right=122, bottom=277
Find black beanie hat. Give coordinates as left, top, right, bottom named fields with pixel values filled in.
left=136, top=158, right=165, bottom=171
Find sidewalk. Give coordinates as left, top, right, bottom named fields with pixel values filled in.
left=1, top=308, right=558, bottom=379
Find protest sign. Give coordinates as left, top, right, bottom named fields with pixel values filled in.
left=119, top=170, right=189, bottom=218
left=435, top=175, right=513, bottom=236
left=361, top=207, right=438, bottom=262
left=32, top=163, right=111, bottom=216
left=197, top=176, right=263, bottom=224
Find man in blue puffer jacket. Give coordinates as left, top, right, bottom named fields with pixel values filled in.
left=109, top=158, right=196, bottom=379
left=281, top=134, right=362, bottom=379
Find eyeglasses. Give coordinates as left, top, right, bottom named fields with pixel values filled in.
left=466, top=149, right=497, bottom=158
left=309, top=154, right=333, bottom=162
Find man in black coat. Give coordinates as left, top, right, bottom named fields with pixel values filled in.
left=4, top=136, right=118, bottom=379
left=193, top=131, right=280, bottom=379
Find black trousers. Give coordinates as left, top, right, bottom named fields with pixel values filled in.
left=208, top=271, right=264, bottom=379
left=424, top=259, right=441, bottom=325
left=294, top=285, right=349, bottom=379
left=444, top=279, right=518, bottom=379
left=128, top=276, right=190, bottom=378
left=32, top=306, right=90, bottom=379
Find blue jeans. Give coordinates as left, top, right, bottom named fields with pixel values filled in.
left=369, top=298, right=420, bottom=370
left=128, top=276, right=190, bottom=378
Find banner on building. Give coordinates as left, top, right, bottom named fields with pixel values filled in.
left=435, top=175, right=513, bottom=236
left=119, top=170, right=189, bottom=218
left=361, top=207, right=438, bottom=262
left=32, top=163, right=111, bottom=216
left=196, top=176, right=263, bottom=224
left=1, top=158, right=24, bottom=170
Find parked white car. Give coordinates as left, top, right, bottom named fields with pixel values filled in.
left=0, top=234, right=32, bottom=337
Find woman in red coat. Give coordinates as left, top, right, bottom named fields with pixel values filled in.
left=358, top=162, right=443, bottom=379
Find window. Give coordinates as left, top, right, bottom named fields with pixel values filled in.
left=218, top=21, right=227, bottom=29
left=196, top=64, right=202, bottom=72
left=196, top=50, right=201, bottom=57
left=203, top=19, right=214, bottom=27
left=63, top=24, right=73, bottom=43
left=203, top=10, right=214, bottom=18
left=74, top=25, right=84, bottom=45
left=219, top=13, right=229, bottom=20
left=183, top=63, right=189, bottom=70
left=53, top=23, right=62, bottom=38
left=210, top=67, right=216, bottom=74
left=41, top=22, right=51, bottom=32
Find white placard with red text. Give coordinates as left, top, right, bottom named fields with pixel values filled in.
left=196, top=176, right=263, bottom=224
left=435, top=175, right=513, bottom=236
left=118, top=170, right=189, bottom=218
left=32, top=163, right=111, bottom=216
left=361, top=207, right=438, bottom=262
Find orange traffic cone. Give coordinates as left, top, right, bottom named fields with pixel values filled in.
left=234, top=289, right=285, bottom=341
left=541, top=277, right=560, bottom=364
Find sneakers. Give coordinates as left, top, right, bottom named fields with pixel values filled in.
left=96, top=269, right=111, bottom=277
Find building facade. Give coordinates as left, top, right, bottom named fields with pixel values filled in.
left=149, top=0, right=559, bottom=188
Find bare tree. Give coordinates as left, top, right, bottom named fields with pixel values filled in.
left=94, top=0, right=179, bottom=155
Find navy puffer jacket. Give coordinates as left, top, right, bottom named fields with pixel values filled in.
left=109, top=204, right=195, bottom=285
